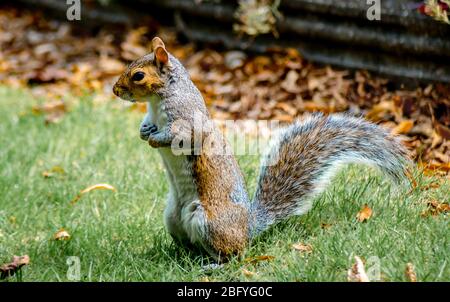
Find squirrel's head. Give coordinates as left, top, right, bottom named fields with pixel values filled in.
left=113, top=37, right=171, bottom=102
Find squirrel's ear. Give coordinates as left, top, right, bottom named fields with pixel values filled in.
left=151, top=37, right=165, bottom=52
left=155, top=46, right=169, bottom=66
left=151, top=37, right=169, bottom=66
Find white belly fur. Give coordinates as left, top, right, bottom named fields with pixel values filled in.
left=146, top=100, right=207, bottom=246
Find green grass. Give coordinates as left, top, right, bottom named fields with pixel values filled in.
left=0, top=86, right=448, bottom=282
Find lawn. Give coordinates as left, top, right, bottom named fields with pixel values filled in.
left=0, top=86, right=448, bottom=282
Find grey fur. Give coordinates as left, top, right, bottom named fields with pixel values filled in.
left=250, top=113, right=410, bottom=236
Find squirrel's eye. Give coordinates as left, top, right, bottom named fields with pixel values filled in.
left=131, top=71, right=145, bottom=82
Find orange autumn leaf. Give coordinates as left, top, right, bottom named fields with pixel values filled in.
left=356, top=204, right=373, bottom=222
left=392, top=120, right=414, bottom=135
left=420, top=162, right=450, bottom=173
left=53, top=228, right=70, bottom=241
left=71, top=183, right=117, bottom=204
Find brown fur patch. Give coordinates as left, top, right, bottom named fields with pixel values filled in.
left=113, top=61, right=163, bottom=100
left=191, top=129, right=249, bottom=256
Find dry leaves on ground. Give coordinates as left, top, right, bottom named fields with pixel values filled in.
left=421, top=200, right=450, bottom=217
left=356, top=204, right=373, bottom=222
left=0, top=7, right=448, bottom=172
left=347, top=256, right=370, bottom=282
left=0, top=255, right=30, bottom=280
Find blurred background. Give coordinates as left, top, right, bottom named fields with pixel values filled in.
left=0, top=0, right=449, bottom=173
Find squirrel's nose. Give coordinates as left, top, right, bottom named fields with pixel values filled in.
left=113, top=84, right=123, bottom=97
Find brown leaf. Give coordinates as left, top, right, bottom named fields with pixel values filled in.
left=420, top=180, right=443, bottom=191
left=392, top=120, right=414, bottom=135
left=366, top=101, right=394, bottom=122
left=244, top=255, right=275, bottom=264
left=421, top=200, right=450, bottom=217
left=53, top=228, right=70, bottom=241
left=405, top=263, right=417, bottom=282
left=281, top=70, right=300, bottom=93
left=356, top=204, right=373, bottom=222
left=0, top=255, right=30, bottom=280
left=420, top=162, right=450, bottom=173
left=320, top=222, right=332, bottom=229
left=348, top=256, right=370, bottom=282
left=98, top=55, right=126, bottom=75
left=42, top=165, right=65, bottom=178
left=242, top=268, right=256, bottom=277
left=292, top=243, right=313, bottom=253
left=436, top=124, right=450, bottom=140
left=71, top=183, right=117, bottom=205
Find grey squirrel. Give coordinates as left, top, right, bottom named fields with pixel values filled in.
left=113, top=37, right=410, bottom=260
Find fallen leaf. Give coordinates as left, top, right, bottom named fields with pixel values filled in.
left=224, top=51, right=247, bottom=70
left=281, top=70, right=300, bottom=93
left=420, top=162, right=450, bottom=174
left=356, top=204, right=373, bottom=222
left=320, top=222, right=332, bottom=229
left=392, top=120, right=414, bottom=135
left=242, top=268, right=256, bottom=277
left=405, top=263, right=417, bottom=282
left=348, top=256, right=370, bottom=282
left=292, top=243, right=313, bottom=253
left=437, top=124, right=450, bottom=140
left=80, top=183, right=116, bottom=195
left=98, top=55, right=125, bottom=75
left=53, top=228, right=70, bottom=241
left=0, top=255, right=30, bottom=280
left=42, top=165, right=65, bottom=178
left=421, top=200, right=450, bottom=217
left=366, top=101, right=394, bottom=122
left=420, top=180, right=443, bottom=191
left=71, top=183, right=117, bottom=205
left=405, top=168, right=418, bottom=189
left=244, top=255, right=275, bottom=264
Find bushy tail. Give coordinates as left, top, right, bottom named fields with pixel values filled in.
left=249, top=113, right=410, bottom=236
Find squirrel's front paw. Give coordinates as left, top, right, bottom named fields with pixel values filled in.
left=140, top=123, right=158, bottom=141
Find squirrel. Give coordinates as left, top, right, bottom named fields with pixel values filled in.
left=113, top=37, right=410, bottom=260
